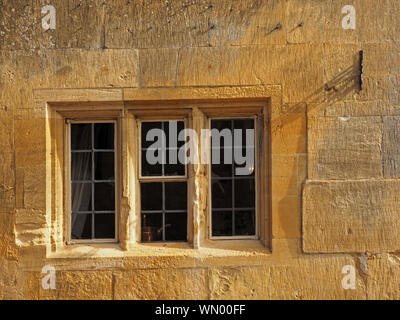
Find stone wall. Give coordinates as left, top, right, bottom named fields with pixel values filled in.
left=1, top=0, right=400, bottom=299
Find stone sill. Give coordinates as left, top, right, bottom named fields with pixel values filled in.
left=49, top=240, right=270, bottom=259
left=37, top=240, right=274, bottom=271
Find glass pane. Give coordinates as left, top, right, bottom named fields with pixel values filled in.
left=94, top=213, right=115, bottom=239
left=71, top=213, right=92, bottom=239
left=142, top=213, right=163, bottom=242
left=71, top=182, right=92, bottom=211
left=233, top=119, right=254, bottom=144
left=234, top=149, right=255, bottom=177
left=165, top=182, right=187, bottom=210
left=94, top=152, right=114, bottom=180
left=234, top=179, right=255, bottom=208
left=164, top=149, right=185, bottom=176
left=94, top=123, right=114, bottom=150
left=94, top=182, right=115, bottom=211
left=141, top=183, right=162, bottom=211
left=71, top=123, right=91, bottom=150
left=211, top=119, right=232, bottom=131
left=235, top=210, right=255, bottom=236
left=211, top=120, right=233, bottom=150
left=165, top=213, right=187, bottom=241
left=141, top=150, right=163, bottom=176
left=212, top=211, right=233, bottom=236
left=142, top=122, right=162, bottom=149
left=165, top=121, right=185, bottom=148
left=71, top=152, right=92, bottom=180
left=211, top=147, right=232, bottom=178
left=211, top=179, right=232, bottom=209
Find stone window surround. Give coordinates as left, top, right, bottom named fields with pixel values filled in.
left=21, top=85, right=281, bottom=269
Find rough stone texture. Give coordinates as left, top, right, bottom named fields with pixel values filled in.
left=0, top=0, right=400, bottom=299
left=303, top=180, right=400, bottom=253
left=383, top=116, right=400, bottom=178
left=308, top=116, right=383, bottom=179
left=114, top=268, right=209, bottom=300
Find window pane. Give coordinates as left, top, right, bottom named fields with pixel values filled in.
left=94, top=182, right=115, bottom=211
left=211, top=147, right=232, bottom=178
left=165, top=213, right=187, bottom=241
left=70, top=122, right=116, bottom=241
left=71, top=152, right=92, bottom=180
left=71, top=183, right=92, bottom=211
left=164, top=149, right=185, bottom=176
left=210, top=118, right=256, bottom=238
left=235, top=210, right=255, bottom=236
left=94, top=213, right=115, bottom=239
left=141, top=121, right=185, bottom=177
left=71, top=123, right=91, bottom=150
left=165, top=182, right=187, bottom=210
left=142, top=213, right=163, bottom=242
left=141, top=122, right=162, bottom=149
left=71, top=213, right=92, bottom=239
left=211, top=179, right=232, bottom=209
left=211, top=119, right=232, bottom=131
left=141, top=183, right=162, bottom=211
left=165, top=121, right=185, bottom=148
left=234, top=179, right=255, bottom=208
left=94, top=123, right=114, bottom=149
left=212, top=211, right=233, bottom=236
left=233, top=119, right=254, bottom=145
left=141, top=150, right=163, bottom=176
left=94, top=152, right=114, bottom=180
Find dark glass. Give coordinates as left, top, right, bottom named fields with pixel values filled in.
left=233, top=146, right=255, bottom=177
left=71, top=213, right=92, bottom=239
left=165, top=121, right=185, bottom=148
left=142, top=122, right=162, bottom=149
left=211, top=147, right=232, bottom=178
left=71, top=182, right=92, bottom=211
left=94, top=182, right=115, bottom=211
left=211, top=179, right=232, bottom=209
left=233, top=119, right=254, bottom=147
left=165, top=213, right=187, bottom=241
left=212, top=211, right=233, bottom=236
left=141, top=182, right=162, bottom=211
left=165, top=182, right=187, bottom=210
left=165, top=149, right=185, bottom=176
left=94, top=213, right=115, bottom=239
left=141, top=149, right=163, bottom=176
left=234, top=179, right=255, bottom=208
left=211, top=119, right=232, bottom=131
left=94, top=152, right=114, bottom=180
left=94, top=123, right=114, bottom=150
left=71, top=152, right=92, bottom=180
left=71, top=123, right=91, bottom=150
left=235, top=210, right=255, bottom=235
left=141, top=213, right=163, bottom=242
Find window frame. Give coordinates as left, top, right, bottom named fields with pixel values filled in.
left=65, top=119, right=119, bottom=244
left=137, top=117, right=191, bottom=243
left=207, top=115, right=260, bottom=241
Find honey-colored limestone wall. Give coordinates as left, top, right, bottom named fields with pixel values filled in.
left=1, top=0, right=400, bottom=299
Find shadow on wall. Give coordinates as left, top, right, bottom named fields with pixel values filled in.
left=275, top=55, right=360, bottom=252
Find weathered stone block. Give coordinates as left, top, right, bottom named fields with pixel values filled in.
left=114, top=268, right=208, bottom=299
left=271, top=113, right=306, bottom=154
left=271, top=154, right=297, bottom=196
left=39, top=271, right=113, bottom=300
left=303, top=180, right=400, bottom=253
left=272, top=195, right=301, bottom=239
left=138, top=48, right=178, bottom=87
left=367, top=253, right=400, bottom=299
left=308, top=116, right=383, bottom=179
left=383, top=117, right=400, bottom=178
